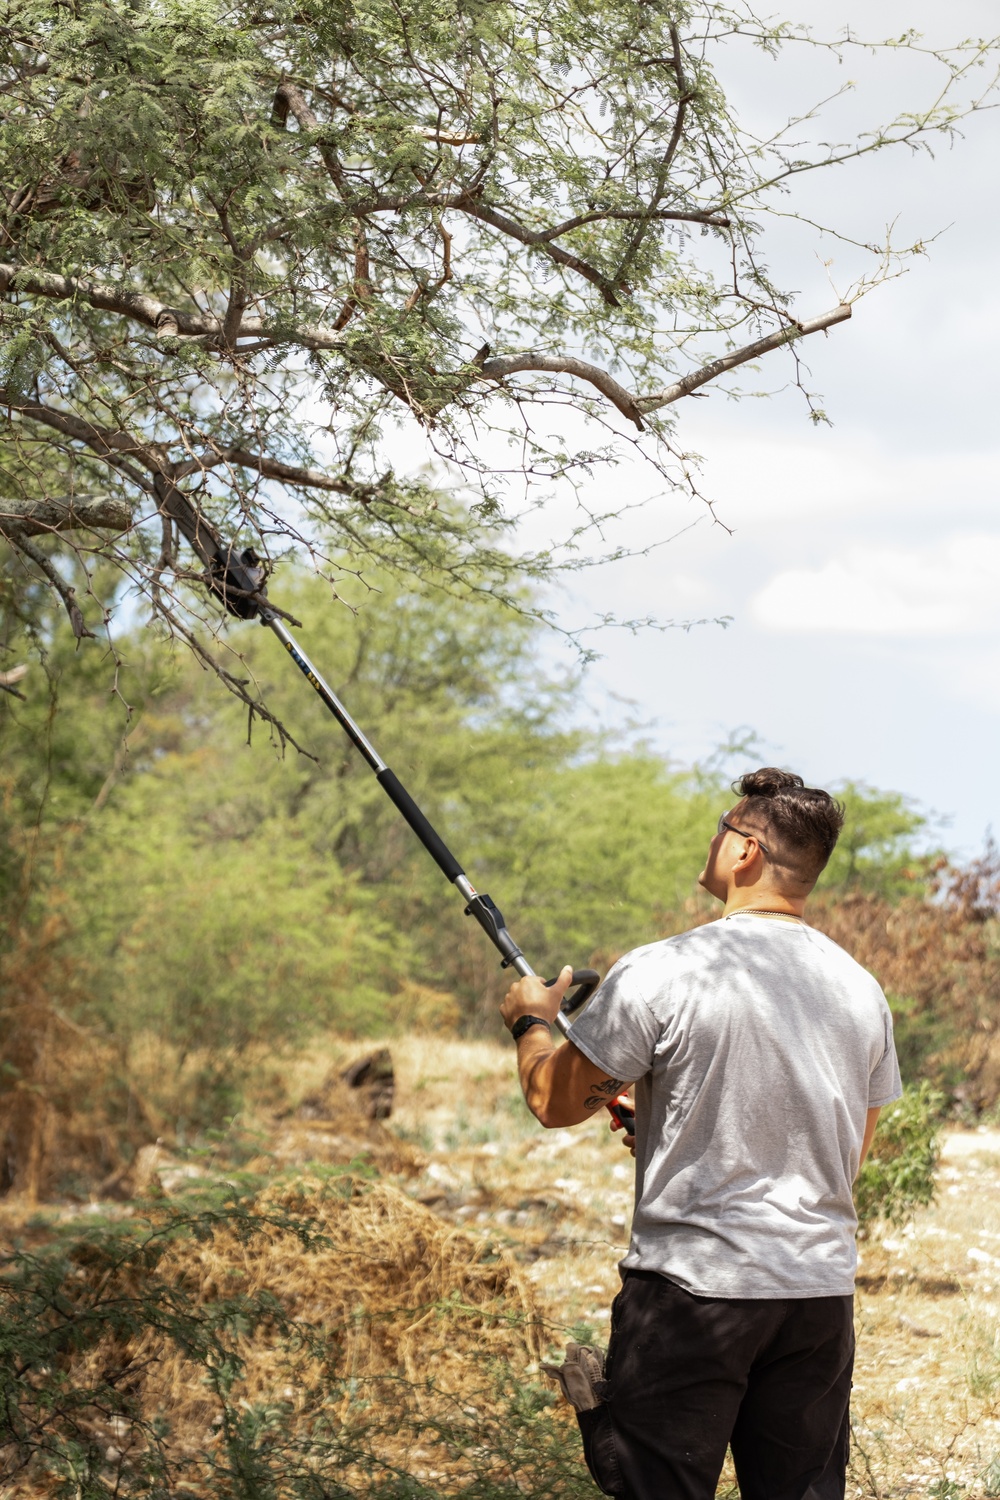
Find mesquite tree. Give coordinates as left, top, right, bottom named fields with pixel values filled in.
left=1, top=0, right=997, bottom=712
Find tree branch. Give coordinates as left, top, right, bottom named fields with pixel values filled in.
left=428, top=198, right=625, bottom=306
left=0, top=392, right=225, bottom=578
left=173, top=446, right=375, bottom=497
left=1, top=297, right=853, bottom=470
left=267, top=84, right=700, bottom=309
left=0, top=664, right=29, bottom=699
left=0, top=521, right=95, bottom=638
left=0, top=387, right=153, bottom=466
left=0, top=495, right=132, bottom=535
left=536, top=207, right=729, bottom=242
left=478, top=354, right=647, bottom=429
left=0, top=390, right=233, bottom=613
left=1, top=190, right=726, bottom=364
left=616, top=25, right=698, bottom=284
left=0, top=263, right=347, bottom=352
left=271, top=83, right=631, bottom=304
left=273, top=80, right=350, bottom=198
left=2, top=398, right=159, bottom=505
left=1, top=262, right=188, bottom=335
left=152, top=474, right=223, bottom=570
left=2, top=386, right=374, bottom=522
left=477, top=303, right=852, bottom=424
left=152, top=594, right=318, bottom=760
left=636, top=303, right=852, bottom=412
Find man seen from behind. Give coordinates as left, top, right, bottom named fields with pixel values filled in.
left=500, top=768, right=901, bottom=1500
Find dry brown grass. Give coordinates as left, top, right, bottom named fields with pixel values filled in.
left=2, top=1166, right=556, bottom=1496
left=119, top=1174, right=539, bottom=1403
left=808, top=867, right=1000, bottom=1113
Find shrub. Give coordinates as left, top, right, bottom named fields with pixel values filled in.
left=812, top=846, right=1000, bottom=1112
left=855, top=1081, right=944, bottom=1231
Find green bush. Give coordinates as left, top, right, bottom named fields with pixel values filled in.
left=885, top=993, right=963, bottom=1092
left=855, top=1081, right=944, bottom=1231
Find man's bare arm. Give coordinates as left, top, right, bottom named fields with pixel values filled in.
left=501, top=967, right=632, bottom=1129
left=858, top=1106, right=881, bottom=1176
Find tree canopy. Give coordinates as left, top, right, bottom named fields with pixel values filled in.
left=2, top=0, right=997, bottom=691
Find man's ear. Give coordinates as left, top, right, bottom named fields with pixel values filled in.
left=732, top=837, right=767, bottom=887
left=735, top=838, right=758, bottom=870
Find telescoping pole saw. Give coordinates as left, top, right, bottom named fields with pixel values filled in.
left=177, top=518, right=635, bottom=1134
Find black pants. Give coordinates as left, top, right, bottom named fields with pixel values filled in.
left=579, top=1269, right=854, bottom=1500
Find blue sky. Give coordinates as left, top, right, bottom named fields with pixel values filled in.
left=540, top=1, right=1000, bottom=857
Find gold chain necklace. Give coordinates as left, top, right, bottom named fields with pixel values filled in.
left=730, top=909, right=804, bottom=922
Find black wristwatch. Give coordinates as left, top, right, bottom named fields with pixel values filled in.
left=510, top=1014, right=551, bottom=1042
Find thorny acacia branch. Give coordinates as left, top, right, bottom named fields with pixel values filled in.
left=1, top=0, right=996, bottom=720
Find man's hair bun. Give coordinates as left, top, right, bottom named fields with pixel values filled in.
left=731, top=767, right=844, bottom=875
left=734, top=767, right=806, bottom=800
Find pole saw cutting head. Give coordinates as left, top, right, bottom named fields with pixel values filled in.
left=209, top=545, right=269, bottom=620
left=152, top=474, right=270, bottom=622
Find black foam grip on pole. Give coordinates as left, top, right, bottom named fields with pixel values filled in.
left=377, top=768, right=465, bottom=882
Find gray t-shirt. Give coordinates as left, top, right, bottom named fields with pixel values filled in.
left=568, top=915, right=902, bottom=1299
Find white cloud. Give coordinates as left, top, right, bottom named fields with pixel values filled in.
left=750, top=535, right=1000, bottom=635
left=674, top=428, right=1000, bottom=529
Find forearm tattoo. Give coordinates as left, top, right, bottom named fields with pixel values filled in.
left=583, top=1077, right=626, bottom=1111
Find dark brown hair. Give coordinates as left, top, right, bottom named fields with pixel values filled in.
left=732, top=767, right=845, bottom=878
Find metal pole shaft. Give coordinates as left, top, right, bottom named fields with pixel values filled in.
left=262, top=610, right=561, bottom=1016
left=265, top=613, right=386, bottom=773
